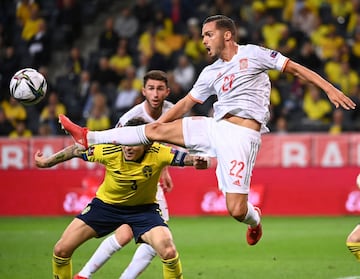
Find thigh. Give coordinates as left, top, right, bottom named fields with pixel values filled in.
left=55, top=218, right=97, bottom=256
left=215, top=121, right=261, bottom=194
left=146, top=120, right=185, bottom=147
left=182, top=116, right=216, bottom=156
left=114, top=224, right=134, bottom=246
left=141, top=226, right=174, bottom=257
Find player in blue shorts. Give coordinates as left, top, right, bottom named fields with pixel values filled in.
left=35, top=117, right=209, bottom=279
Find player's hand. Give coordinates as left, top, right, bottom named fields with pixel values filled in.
left=160, top=167, right=173, bottom=192
left=193, top=156, right=210, bottom=169
left=327, top=87, right=356, bottom=110
left=34, top=150, right=47, bottom=168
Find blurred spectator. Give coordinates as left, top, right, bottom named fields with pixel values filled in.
left=315, top=24, right=345, bottom=61
left=28, top=19, right=51, bottom=68
left=0, top=46, right=21, bottom=101
left=0, top=106, right=13, bottom=136
left=166, top=71, right=186, bottom=104
left=113, top=6, right=139, bottom=47
left=276, top=24, right=298, bottom=59
left=302, top=84, right=332, bottom=130
left=289, top=2, right=319, bottom=40
left=21, top=4, right=44, bottom=42
left=183, top=18, right=207, bottom=68
left=241, top=0, right=267, bottom=43
left=9, top=119, right=32, bottom=138
left=1, top=96, right=27, bottom=127
left=160, top=0, right=193, bottom=34
left=66, top=46, right=85, bottom=81
left=109, top=44, right=133, bottom=78
left=39, top=91, right=66, bottom=135
left=37, top=119, right=53, bottom=136
left=334, top=60, right=359, bottom=96
left=123, top=65, right=142, bottom=92
left=349, top=27, right=360, bottom=72
left=273, top=116, right=288, bottom=134
left=328, top=108, right=353, bottom=134
left=85, top=93, right=111, bottom=131
left=132, top=0, right=155, bottom=35
left=135, top=51, right=150, bottom=81
left=91, top=56, right=119, bottom=88
left=295, top=39, right=323, bottom=72
left=113, top=78, right=141, bottom=121
left=98, top=16, right=119, bottom=57
left=208, top=0, right=235, bottom=19
left=261, top=13, right=287, bottom=49
left=82, top=81, right=102, bottom=120
left=56, top=0, right=82, bottom=48
left=172, top=54, right=196, bottom=92
left=16, top=0, right=39, bottom=28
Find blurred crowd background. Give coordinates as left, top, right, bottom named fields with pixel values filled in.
left=1, top=0, right=360, bottom=138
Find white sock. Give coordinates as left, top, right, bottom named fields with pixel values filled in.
left=88, top=125, right=151, bottom=146
left=120, top=243, right=156, bottom=279
left=78, top=234, right=122, bottom=278
left=243, top=202, right=260, bottom=228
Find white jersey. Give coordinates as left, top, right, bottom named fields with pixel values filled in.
left=189, top=44, right=289, bottom=133
left=116, top=100, right=174, bottom=127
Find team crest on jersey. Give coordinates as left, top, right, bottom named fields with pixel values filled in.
left=270, top=51, right=278, bottom=58
left=87, top=146, right=95, bottom=156
left=239, top=58, right=248, bottom=70
left=143, top=165, right=153, bottom=178
left=81, top=205, right=91, bottom=215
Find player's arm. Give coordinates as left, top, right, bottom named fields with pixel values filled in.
left=157, top=94, right=197, bottom=123
left=35, top=144, right=84, bottom=168
left=283, top=60, right=356, bottom=110
left=160, top=166, right=174, bottom=192
left=170, top=149, right=210, bottom=169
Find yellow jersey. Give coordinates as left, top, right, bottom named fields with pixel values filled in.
left=83, top=143, right=178, bottom=206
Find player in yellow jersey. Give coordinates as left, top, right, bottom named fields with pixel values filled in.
left=35, top=118, right=209, bottom=279
left=75, top=70, right=177, bottom=279
left=347, top=223, right=360, bottom=262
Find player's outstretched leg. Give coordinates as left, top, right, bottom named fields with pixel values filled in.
left=246, top=207, right=262, bottom=245
left=59, top=114, right=89, bottom=148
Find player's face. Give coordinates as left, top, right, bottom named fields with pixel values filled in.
left=142, top=79, right=170, bottom=110
left=122, top=145, right=147, bottom=161
left=202, top=21, right=225, bottom=58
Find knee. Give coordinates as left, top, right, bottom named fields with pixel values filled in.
left=157, top=239, right=177, bottom=260
left=53, top=241, right=72, bottom=258
left=161, top=245, right=177, bottom=260
left=146, top=122, right=164, bottom=141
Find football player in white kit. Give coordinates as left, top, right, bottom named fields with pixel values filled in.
left=74, top=70, right=175, bottom=279
left=60, top=15, right=356, bottom=248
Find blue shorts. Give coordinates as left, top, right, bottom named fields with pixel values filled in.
left=76, top=198, right=168, bottom=243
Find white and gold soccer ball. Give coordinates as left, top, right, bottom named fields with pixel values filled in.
left=9, top=68, right=47, bottom=105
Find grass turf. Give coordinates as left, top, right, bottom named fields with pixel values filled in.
left=0, top=216, right=359, bottom=278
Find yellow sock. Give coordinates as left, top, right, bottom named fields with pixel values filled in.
left=52, top=253, right=72, bottom=279
left=346, top=242, right=360, bottom=262
left=161, top=253, right=183, bottom=279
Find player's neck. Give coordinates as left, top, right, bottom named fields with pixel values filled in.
left=221, top=42, right=238, bottom=62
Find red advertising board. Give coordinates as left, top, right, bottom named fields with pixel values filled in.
left=0, top=135, right=360, bottom=216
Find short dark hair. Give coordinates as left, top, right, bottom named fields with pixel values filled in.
left=124, top=117, right=148, bottom=127
left=203, top=15, right=237, bottom=40
left=143, top=70, right=168, bottom=87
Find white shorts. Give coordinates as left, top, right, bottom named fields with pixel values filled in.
left=156, top=184, right=169, bottom=222
left=182, top=117, right=261, bottom=194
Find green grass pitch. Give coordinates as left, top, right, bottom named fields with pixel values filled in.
left=0, top=216, right=359, bottom=278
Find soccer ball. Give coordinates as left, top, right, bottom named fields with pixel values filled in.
left=9, top=68, right=47, bottom=105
